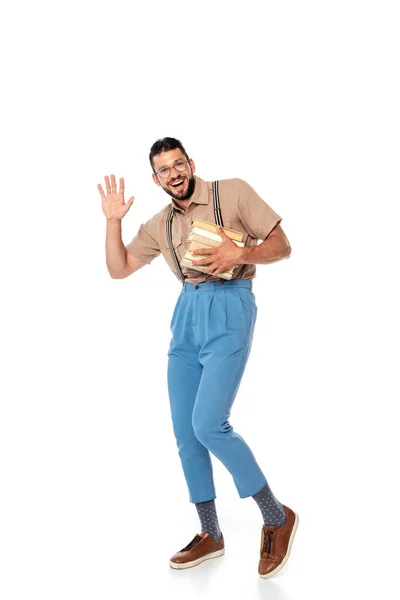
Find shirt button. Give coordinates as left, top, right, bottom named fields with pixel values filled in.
left=195, top=285, right=199, bottom=290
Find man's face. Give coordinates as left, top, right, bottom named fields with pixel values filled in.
left=152, top=149, right=196, bottom=201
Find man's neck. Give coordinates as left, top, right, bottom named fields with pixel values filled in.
left=173, top=198, right=191, bottom=212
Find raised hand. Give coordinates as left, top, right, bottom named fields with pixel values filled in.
left=98, top=174, right=135, bottom=220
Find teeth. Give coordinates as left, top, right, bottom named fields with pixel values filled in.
left=171, top=180, right=184, bottom=186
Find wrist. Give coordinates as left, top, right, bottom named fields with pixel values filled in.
left=238, top=245, right=251, bottom=264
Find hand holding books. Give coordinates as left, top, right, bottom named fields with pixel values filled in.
left=181, top=218, right=244, bottom=280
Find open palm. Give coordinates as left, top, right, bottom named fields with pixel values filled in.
left=98, top=174, right=134, bottom=220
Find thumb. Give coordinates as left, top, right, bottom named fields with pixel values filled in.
left=126, top=196, right=135, bottom=208
left=217, top=225, right=227, bottom=237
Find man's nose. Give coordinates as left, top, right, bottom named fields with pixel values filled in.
left=169, top=166, right=182, bottom=177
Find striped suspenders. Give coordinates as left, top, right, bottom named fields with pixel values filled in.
left=166, top=180, right=224, bottom=284
left=212, top=180, right=224, bottom=227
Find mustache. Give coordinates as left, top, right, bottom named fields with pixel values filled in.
left=163, top=175, right=195, bottom=200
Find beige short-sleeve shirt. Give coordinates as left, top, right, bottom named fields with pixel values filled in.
left=125, top=175, right=282, bottom=284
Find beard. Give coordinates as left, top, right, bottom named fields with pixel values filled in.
left=162, top=172, right=196, bottom=201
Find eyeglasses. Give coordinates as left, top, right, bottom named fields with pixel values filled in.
left=154, top=159, right=190, bottom=179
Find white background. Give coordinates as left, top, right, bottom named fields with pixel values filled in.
left=1, top=1, right=399, bottom=599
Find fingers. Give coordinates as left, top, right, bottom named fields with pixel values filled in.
left=217, top=226, right=230, bottom=239
left=97, top=183, right=106, bottom=199
left=192, top=247, right=215, bottom=256
left=192, top=258, right=213, bottom=266
left=102, top=175, right=123, bottom=196
left=111, top=174, right=117, bottom=193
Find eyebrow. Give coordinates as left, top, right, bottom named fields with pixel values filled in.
left=158, top=158, right=185, bottom=169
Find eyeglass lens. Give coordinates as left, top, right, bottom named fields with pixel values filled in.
left=157, top=160, right=188, bottom=178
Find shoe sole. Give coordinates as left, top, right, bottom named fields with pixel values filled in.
left=170, top=548, right=225, bottom=570
left=259, top=511, right=299, bottom=579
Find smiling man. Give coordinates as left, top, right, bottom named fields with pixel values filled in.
left=152, top=154, right=196, bottom=200
left=98, top=137, right=299, bottom=578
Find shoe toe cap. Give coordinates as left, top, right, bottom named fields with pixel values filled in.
left=170, top=552, right=185, bottom=564
left=258, top=557, right=279, bottom=576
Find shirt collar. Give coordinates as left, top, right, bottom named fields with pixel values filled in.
left=171, top=175, right=209, bottom=212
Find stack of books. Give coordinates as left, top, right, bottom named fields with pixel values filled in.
left=181, top=218, right=245, bottom=280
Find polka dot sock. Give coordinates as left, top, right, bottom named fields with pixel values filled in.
left=195, top=499, right=222, bottom=541
left=252, top=483, right=287, bottom=527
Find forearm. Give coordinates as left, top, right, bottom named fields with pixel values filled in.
left=238, top=236, right=291, bottom=265
left=105, top=218, right=128, bottom=277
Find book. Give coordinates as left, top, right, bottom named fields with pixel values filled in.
left=183, top=249, right=237, bottom=279
left=187, top=240, right=216, bottom=254
left=190, top=226, right=244, bottom=244
left=180, top=258, right=234, bottom=280
left=184, top=249, right=212, bottom=261
left=187, top=233, right=223, bottom=248
left=188, top=240, right=217, bottom=254
left=180, top=218, right=243, bottom=281
left=188, top=233, right=245, bottom=249
left=191, top=218, right=244, bottom=242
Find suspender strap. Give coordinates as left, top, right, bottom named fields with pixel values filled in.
left=167, top=181, right=223, bottom=284
left=212, top=180, right=224, bottom=227
left=167, top=205, right=185, bottom=284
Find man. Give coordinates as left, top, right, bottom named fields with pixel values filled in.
left=98, top=137, right=299, bottom=578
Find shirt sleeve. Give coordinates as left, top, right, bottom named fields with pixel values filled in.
left=125, top=218, right=161, bottom=265
left=236, top=178, right=282, bottom=240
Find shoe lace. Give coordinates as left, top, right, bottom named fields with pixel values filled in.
left=263, top=530, right=274, bottom=556
left=180, top=534, right=202, bottom=553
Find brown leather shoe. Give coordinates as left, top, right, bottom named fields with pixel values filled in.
left=170, top=531, right=225, bottom=570
left=258, top=505, right=299, bottom=579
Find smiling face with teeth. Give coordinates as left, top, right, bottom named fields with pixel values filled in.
left=152, top=149, right=196, bottom=202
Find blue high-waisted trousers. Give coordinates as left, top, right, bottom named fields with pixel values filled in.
left=167, top=279, right=268, bottom=504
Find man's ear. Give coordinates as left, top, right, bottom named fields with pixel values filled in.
left=152, top=173, right=161, bottom=186
left=189, top=158, right=196, bottom=173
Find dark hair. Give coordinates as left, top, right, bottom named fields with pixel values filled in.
left=149, top=137, right=189, bottom=171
